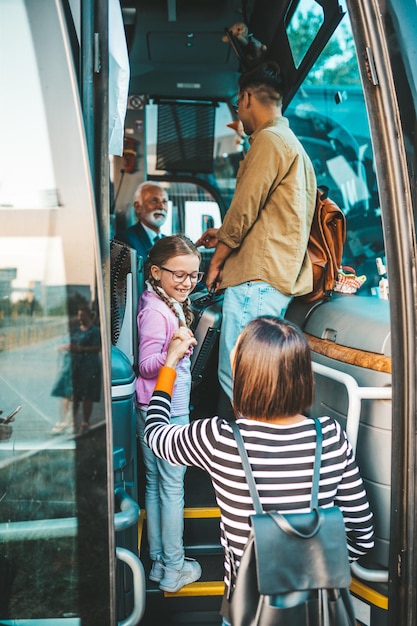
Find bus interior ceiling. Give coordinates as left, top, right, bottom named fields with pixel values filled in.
left=114, top=0, right=346, bottom=229
left=121, top=0, right=343, bottom=101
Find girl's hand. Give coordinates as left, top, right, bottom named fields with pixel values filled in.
left=165, top=328, right=197, bottom=369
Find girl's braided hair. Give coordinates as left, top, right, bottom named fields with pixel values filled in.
left=145, top=234, right=201, bottom=327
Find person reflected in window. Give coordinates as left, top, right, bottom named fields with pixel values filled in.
left=114, top=181, right=169, bottom=259
left=51, top=306, right=101, bottom=436
left=51, top=334, right=75, bottom=435
left=70, top=306, right=101, bottom=435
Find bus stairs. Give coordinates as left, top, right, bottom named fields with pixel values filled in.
left=137, top=467, right=225, bottom=625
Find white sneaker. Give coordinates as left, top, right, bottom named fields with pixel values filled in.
left=149, top=557, right=164, bottom=583
left=159, top=557, right=202, bottom=593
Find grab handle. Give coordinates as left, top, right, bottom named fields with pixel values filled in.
left=312, top=361, right=390, bottom=584
left=116, top=547, right=146, bottom=626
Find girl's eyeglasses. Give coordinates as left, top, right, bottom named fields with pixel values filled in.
left=160, top=267, right=204, bottom=284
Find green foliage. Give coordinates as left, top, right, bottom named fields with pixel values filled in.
left=287, top=10, right=361, bottom=86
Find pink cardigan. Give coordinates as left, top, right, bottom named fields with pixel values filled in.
left=136, top=289, right=192, bottom=416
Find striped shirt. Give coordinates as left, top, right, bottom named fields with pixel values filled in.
left=145, top=370, right=374, bottom=592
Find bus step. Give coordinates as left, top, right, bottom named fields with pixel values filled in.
left=162, top=580, right=224, bottom=598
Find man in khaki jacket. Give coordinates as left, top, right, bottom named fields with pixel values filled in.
left=197, top=61, right=316, bottom=403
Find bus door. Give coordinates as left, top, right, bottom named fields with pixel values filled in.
left=116, top=1, right=417, bottom=625
left=0, top=2, right=141, bottom=624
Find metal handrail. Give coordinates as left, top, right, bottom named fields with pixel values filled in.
left=312, top=361, right=390, bottom=584
left=0, top=516, right=77, bottom=541
left=0, top=488, right=140, bottom=540
left=312, top=362, right=392, bottom=454
left=117, top=547, right=146, bottom=626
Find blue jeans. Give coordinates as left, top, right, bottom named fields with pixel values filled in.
left=137, top=408, right=188, bottom=570
left=218, top=281, right=292, bottom=401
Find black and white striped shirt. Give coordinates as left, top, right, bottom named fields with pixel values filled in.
left=145, top=389, right=374, bottom=591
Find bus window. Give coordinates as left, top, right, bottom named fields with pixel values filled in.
left=283, top=5, right=393, bottom=620
left=0, top=1, right=113, bottom=622
left=286, top=0, right=324, bottom=68
left=286, top=7, right=384, bottom=294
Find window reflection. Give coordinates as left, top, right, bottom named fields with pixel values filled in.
left=286, top=13, right=384, bottom=293
left=0, top=1, right=56, bottom=210
left=0, top=237, right=102, bottom=440
left=0, top=234, right=103, bottom=618
left=0, top=0, right=108, bottom=621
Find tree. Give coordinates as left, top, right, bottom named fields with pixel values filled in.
left=287, top=9, right=361, bottom=86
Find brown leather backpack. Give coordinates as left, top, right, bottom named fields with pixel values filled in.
left=303, top=186, right=346, bottom=303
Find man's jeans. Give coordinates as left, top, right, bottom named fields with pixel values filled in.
left=137, top=408, right=188, bottom=570
left=218, top=281, right=292, bottom=401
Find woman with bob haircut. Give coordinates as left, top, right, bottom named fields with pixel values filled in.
left=144, top=316, right=374, bottom=625
left=232, top=315, right=313, bottom=421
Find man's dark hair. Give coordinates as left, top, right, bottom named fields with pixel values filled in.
left=238, top=61, right=285, bottom=102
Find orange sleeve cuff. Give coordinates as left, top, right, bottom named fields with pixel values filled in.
left=154, top=366, right=177, bottom=395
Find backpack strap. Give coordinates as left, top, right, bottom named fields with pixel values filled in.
left=230, top=420, right=263, bottom=514
left=230, top=418, right=323, bottom=512
left=311, top=418, right=323, bottom=508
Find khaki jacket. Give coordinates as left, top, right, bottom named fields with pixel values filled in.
left=218, top=116, right=317, bottom=296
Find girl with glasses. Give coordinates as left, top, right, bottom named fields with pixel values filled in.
left=136, top=234, right=202, bottom=593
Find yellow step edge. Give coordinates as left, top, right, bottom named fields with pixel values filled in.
left=139, top=506, right=221, bottom=521
left=137, top=508, right=146, bottom=557
left=163, top=580, right=225, bottom=598
left=184, top=506, right=221, bottom=518
left=137, top=507, right=220, bottom=556
left=350, top=578, right=389, bottom=610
